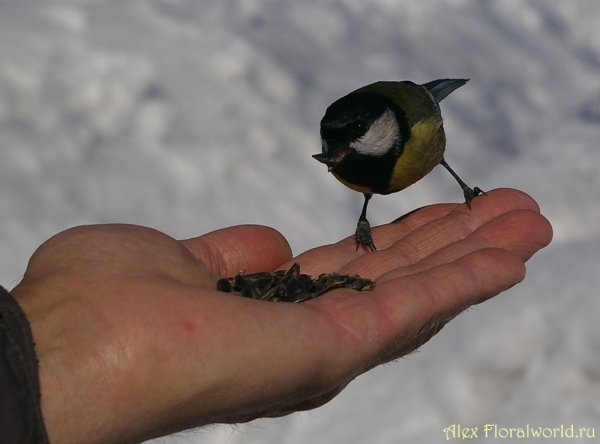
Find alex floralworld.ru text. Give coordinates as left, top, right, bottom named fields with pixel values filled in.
left=443, top=424, right=596, bottom=440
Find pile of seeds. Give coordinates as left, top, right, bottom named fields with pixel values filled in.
left=216, top=263, right=375, bottom=303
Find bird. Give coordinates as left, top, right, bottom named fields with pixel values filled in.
left=313, top=78, right=483, bottom=251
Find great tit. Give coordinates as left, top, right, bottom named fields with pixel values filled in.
left=313, top=79, right=483, bottom=251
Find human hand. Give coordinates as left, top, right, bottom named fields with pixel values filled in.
left=11, top=188, right=552, bottom=444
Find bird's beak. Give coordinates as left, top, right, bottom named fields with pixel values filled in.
left=313, top=147, right=349, bottom=172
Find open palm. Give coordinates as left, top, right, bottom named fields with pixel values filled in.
left=12, top=188, right=552, bottom=444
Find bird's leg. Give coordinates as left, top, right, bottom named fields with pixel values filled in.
left=355, top=193, right=376, bottom=251
left=440, top=158, right=485, bottom=208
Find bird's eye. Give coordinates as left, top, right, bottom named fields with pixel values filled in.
left=352, top=122, right=364, bottom=135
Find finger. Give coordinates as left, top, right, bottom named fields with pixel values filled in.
left=379, top=188, right=541, bottom=253
left=293, top=188, right=541, bottom=278
left=181, top=225, right=293, bottom=277
left=479, top=209, right=552, bottom=263
left=377, top=208, right=552, bottom=282
left=349, top=188, right=540, bottom=253
left=376, top=248, right=525, bottom=346
left=288, top=203, right=459, bottom=276
left=337, top=188, right=542, bottom=279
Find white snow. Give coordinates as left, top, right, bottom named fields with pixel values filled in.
left=1, top=0, right=599, bottom=442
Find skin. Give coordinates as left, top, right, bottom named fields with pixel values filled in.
left=11, top=188, right=552, bottom=444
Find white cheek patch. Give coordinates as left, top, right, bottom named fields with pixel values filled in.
left=351, top=108, right=400, bottom=157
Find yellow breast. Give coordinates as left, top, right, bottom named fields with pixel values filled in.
left=388, top=117, right=446, bottom=192
left=332, top=173, right=374, bottom=194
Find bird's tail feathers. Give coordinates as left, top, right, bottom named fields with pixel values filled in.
left=423, top=78, right=469, bottom=102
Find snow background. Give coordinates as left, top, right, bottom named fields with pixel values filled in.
left=1, top=0, right=599, bottom=442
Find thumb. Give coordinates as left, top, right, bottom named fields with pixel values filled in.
left=181, top=225, right=293, bottom=277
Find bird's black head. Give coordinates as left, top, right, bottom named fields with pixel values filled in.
left=321, top=93, right=392, bottom=144
left=314, top=92, right=406, bottom=171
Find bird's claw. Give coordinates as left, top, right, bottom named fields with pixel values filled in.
left=464, top=186, right=486, bottom=209
left=355, top=219, right=377, bottom=251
